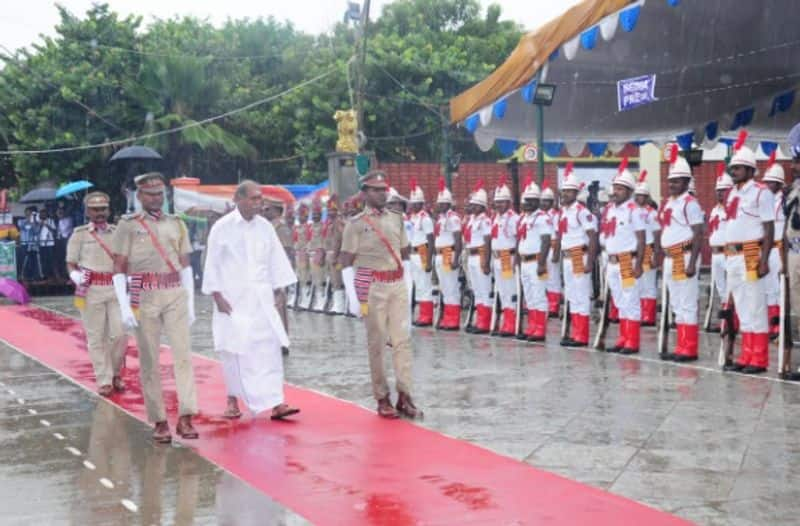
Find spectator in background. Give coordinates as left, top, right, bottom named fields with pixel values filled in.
left=55, top=206, right=73, bottom=281
left=18, top=206, right=43, bottom=281
left=38, top=208, right=57, bottom=280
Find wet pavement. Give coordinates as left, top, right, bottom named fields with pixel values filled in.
left=4, top=294, right=800, bottom=525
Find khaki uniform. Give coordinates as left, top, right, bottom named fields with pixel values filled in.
left=294, top=224, right=310, bottom=284
left=112, top=212, right=198, bottom=422
left=342, top=206, right=413, bottom=400
left=324, top=218, right=345, bottom=289
left=66, top=223, right=125, bottom=386
left=308, top=221, right=326, bottom=288
left=271, top=216, right=293, bottom=330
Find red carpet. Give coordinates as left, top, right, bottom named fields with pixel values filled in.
left=0, top=305, right=690, bottom=525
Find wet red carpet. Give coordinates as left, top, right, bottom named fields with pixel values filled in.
left=0, top=305, right=690, bottom=525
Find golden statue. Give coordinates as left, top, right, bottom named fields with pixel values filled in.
left=333, top=109, right=359, bottom=153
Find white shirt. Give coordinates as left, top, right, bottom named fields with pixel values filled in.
left=602, top=199, right=647, bottom=254
left=708, top=204, right=727, bottom=247
left=658, top=192, right=704, bottom=247
left=518, top=210, right=553, bottom=255
left=202, top=208, right=297, bottom=352
left=465, top=213, right=491, bottom=249
left=724, top=179, right=775, bottom=243
left=434, top=209, right=461, bottom=248
left=642, top=206, right=660, bottom=244
left=491, top=210, right=519, bottom=250
left=558, top=202, right=596, bottom=250
left=408, top=210, right=434, bottom=247
left=38, top=218, right=56, bottom=246
left=57, top=217, right=73, bottom=240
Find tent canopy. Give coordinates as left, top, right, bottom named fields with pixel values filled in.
left=450, top=0, right=799, bottom=156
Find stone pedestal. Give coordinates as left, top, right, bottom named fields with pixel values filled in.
left=327, top=152, right=358, bottom=201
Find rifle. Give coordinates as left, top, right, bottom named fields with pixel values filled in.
left=718, top=295, right=737, bottom=367
left=657, top=271, right=671, bottom=360
left=593, top=279, right=611, bottom=350
left=778, top=272, right=793, bottom=377
left=703, top=266, right=717, bottom=332
left=489, top=278, right=500, bottom=335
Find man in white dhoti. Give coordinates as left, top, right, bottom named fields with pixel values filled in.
left=202, top=180, right=300, bottom=420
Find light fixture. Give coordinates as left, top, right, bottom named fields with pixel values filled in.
left=533, top=83, right=557, bottom=106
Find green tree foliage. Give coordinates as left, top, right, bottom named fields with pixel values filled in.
left=0, top=0, right=522, bottom=190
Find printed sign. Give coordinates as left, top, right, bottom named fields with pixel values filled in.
left=617, top=74, right=657, bottom=112
left=522, top=144, right=538, bottom=162
left=0, top=241, right=17, bottom=280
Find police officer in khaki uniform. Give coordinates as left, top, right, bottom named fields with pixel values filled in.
left=66, top=192, right=126, bottom=397
left=263, top=195, right=292, bottom=355
left=339, top=171, right=422, bottom=419
left=323, top=194, right=346, bottom=314
left=308, top=199, right=328, bottom=311
left=111, top=173, right=199, bottom=443
left=294, top=203, right=312, bottom=309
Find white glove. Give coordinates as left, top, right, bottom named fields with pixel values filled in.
left=112, top=273, right=138, bottom=330
left=341, top=267, right=362, bottom=318
left=69, top=269, right=88, bottom=286
left=180, top=266, right=196, bottom=326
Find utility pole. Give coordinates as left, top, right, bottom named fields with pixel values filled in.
left=355, top=0, right=371, bottom=153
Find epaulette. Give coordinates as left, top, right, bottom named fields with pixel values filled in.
left=73, top=224, right=90, bottom=233
left=349, top=211, right=366, bottom=222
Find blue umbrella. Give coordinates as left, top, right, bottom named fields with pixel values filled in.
left=56, top=180, right=94, bottom=199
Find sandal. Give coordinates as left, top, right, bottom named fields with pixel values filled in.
left=270, top=404, right=300, bottom=420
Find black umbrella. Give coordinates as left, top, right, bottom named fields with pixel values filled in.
left=109, top=145, right=162, bottom=162
left=19, top=187, right=57, bottom=203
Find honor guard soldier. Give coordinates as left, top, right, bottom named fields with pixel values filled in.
left=433, top=178, right=463, bottom=330
left=66, top=192, right=126, bottom=397
left=708, top=165, right=733, bottom=324
left=558, top=165, right=599, bottom=347
left=723, top=131, right=775, bottom=374
left=263, top=195, right=293, bottom=353
left=308, top=198, right=327, bottom=312
left=603, top=158, right=647, bottom=354
left=294, top=203, right=312, bottom=310
left=540, top=184, right=562, bottom=318
left=283, top=204, right=298, bottom=307
left=111, top=172, right=198, bottom=443
left=634, top=173, right=660, bottom=326
left=658, top=146, right=705, bottom=361
left=490, top=175, right=520, bottom=336
left=464, top=182, right=493, bottom=333
left=323, top=194, right=346, bottom=314
left=339, top=171, right=421, bottom=419
left=407, top=179, right=435, bottom=327
left=517, top=176, right=552, bottom=341
left=762, top=151, right=786, bottom=340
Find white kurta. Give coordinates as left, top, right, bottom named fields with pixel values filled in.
left=202, top=208, right=297, bottom=414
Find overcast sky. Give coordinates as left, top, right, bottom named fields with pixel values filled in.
left=1, top=0, right=582, bottom=52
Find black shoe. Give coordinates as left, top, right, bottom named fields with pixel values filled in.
left=606, top=345, right=622, bottom=353
left=782, top=372, right=800, bottom=381
left=741, top=366, right=767, bottom=374
left=672, top=354, right=698, bottom=363
left=516, top=334, right=529, bottom=342
left=560, top=338, right=586, bottom=348
left=281, top=347, right=289, bottom=356
left=527, top=335, right=545, bottom=343
left=619, top=348, right=639, bottom=355
left=723, top=363, right=745, bottom=372
left=660, top=353, right=675, bottom=361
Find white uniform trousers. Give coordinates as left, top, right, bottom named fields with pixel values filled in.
left=492, top=258, right=518, bottom=309
left=520, top=260, right=548, bottom=312
left=663, top=253, right=699, bottom=325
left=640, top=268, right=658, bottom=299
left=563, top=255, right=592, bottom=316
left=606, top=262, right=641, bottom=320
left=725, top=254, right=768, bottom=333
left=765, top=247, right=782, bottom=307
left=711, top=252, right=728, bottom=304
left=546, top=258, right=562, bottom=294
left=467, top=254, right=491, bottom=307
left=409, top=252, right=433, bottom=302
left=435, top=254, right=460, bottom=305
